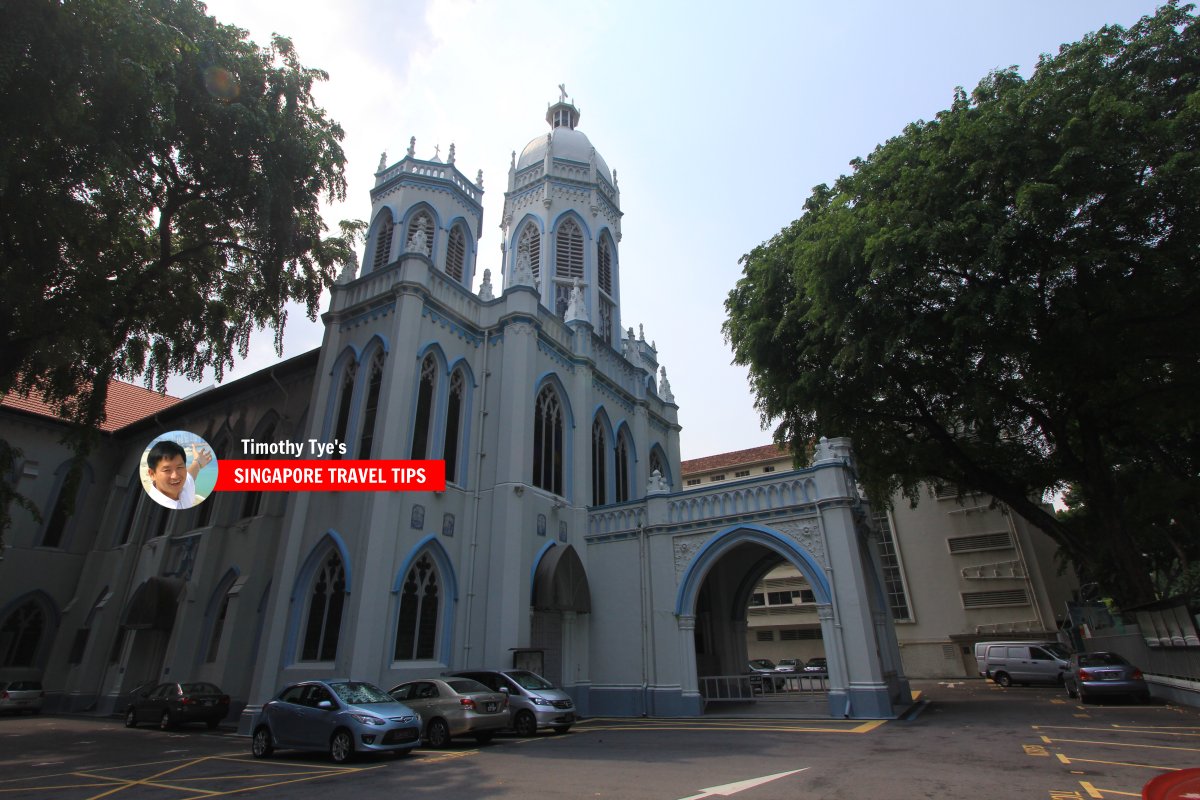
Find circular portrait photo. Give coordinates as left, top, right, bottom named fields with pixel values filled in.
left=140, top=431, right=217, bottom=510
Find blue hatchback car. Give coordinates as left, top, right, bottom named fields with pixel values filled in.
left=251, top=680, right=421, bottom=763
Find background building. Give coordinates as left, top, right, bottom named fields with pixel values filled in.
left=681, top=445, right=1078, bottom=678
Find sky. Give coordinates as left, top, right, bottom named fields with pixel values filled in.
left=174, top=0, right=1164, bottom=461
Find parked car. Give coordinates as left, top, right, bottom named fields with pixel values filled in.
left=448, top=669, right=575, bottom=736
left=746, top=659, right=785, bottom=692
left=389, top=677, right=509, bottom=747
left=251, top=680, right=421, bottom=763
left=124, top=682, right=230, bottom=730
left=981, top=643, right=1069, bottom=687
left=775, top=658, right=802, bottom=673
left=0, top=680, right=44, bottom=715
left=803, top=658, right=828, bottom=676
left=974, top=640, right=1069, bottom=678
left=1064, top=652, right=1150, bottom=704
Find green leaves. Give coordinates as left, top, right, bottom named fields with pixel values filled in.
left=724, top=3, right=1200, bottom=606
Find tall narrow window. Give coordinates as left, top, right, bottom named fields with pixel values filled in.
left=518, top=224, right=541, bottom=283
left=206, top=594, right=231, bottom=663
left=443, top=370, right=465, bottom=484
left=358, top=351, right=385, bottom=459
left=331, top=362, right=356, bottom=460
left=875, top=513, right=913, bottom=622
left=116, top=488, right=141, bottom=546
left=394, top=553, right=439, bottom=660
left=591, top=418, right=607, bottom=505
left=371, top=214, right=394, bottom=271
left=597, top=237, right=612, bottom=295
left=445, top=225, right=466, bottom=282
left=598, top=298, right=613, bottom=344
left=241, top=423, right=274, bottom=519
left=532, top=385, right=564, bottom=495
left=41, top=490, right=71, bottom=548
left=554, top=218, right=584, bottom=317
left=649, top=449, right=665, bottom=484
left=301, top=551, right=346, bottom=661
left=407, top=210, right=434, bottom=254
left=615, top=431, right=631, bottom=503
left=0, top=600, right=45, bottom=667
left=411, top=355, right=436, bottom=459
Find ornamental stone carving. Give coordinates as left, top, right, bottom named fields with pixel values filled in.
left=673, top=533, right=709, bottom=579
left=773, top=520, right=828, bottom=570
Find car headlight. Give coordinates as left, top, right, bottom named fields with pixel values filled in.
left=351, top=713, right=386, bottom=726
left=530, top=697, right=553, bottom=706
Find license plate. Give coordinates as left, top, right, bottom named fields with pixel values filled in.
left=485, top=702, right=497, bottom=712
left=1102, top=673, right=1121, bottom=681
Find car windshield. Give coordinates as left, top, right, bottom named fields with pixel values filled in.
left=780, top=659, right=798, bottom=666
left=329, top=681, right=393, bottom=705
left=750, top=659, right=776, bottom=669
left=1079, top=653, right=1129, bottom=667
left=807, top=659, right=826, bottom=666
left=507, top=671, right=554, bottom=690
left=447, top=679, right=491, bottom=694
left=180, top=683, right=221, bottom=694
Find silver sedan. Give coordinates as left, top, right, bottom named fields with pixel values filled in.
left=389, top=677, right=509, bottom=747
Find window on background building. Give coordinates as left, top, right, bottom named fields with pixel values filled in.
left=331, top=363, right=356, bottom=461
left=443, top=370, right=466, bottom=484
left=874, top=513, right=913, bottom=622
left=301, top=551, right=346, bottom=661
left=710, top=474, right=725, bottom=482
left=686, top=478, right=700, bottom=486
left=763, top=466, right=775, bottom=473
left=0, top=600, right=45, bottom=667
left=395, top=553, right=439, bottom=660
left=358, top=352, right=385, bottom=459
left=735, top=470, right=750, bottom=478
left=591, top=418, right=607, bottom=506
left=445, top=224, right=466, bottom=282
left=371, top=214, right=394, bottom=271
left=554, top=218, right=584, bottom=317
left=410, top=355, right=436, bottom=460
left=532, top=385, right=564, bottom=496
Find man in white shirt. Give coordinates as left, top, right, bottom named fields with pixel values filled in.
left=145, top=440, right=213, bottom=509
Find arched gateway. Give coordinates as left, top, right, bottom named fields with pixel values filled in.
left=585, top=437, right=911, bottom=719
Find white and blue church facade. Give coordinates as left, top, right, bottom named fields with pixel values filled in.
left=0, top=96, right=910, bottom=723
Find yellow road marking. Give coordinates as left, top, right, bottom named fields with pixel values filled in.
left=575, top=718, right=885, bottom=734
left=1057, top=752, right=1181, bottom=771
left=1041, top=735, right=1200, bottom=754
left=0, top=754, right=247, bottom=785
left=1033, top=725, right=1200, bottom=738
left=1111, top=724, right=1200, bottom=732
left=0, top=782, right=119, bottom=794
left=84, top=756, right=215, bottom=800
left=1079, top=782, right=1138, bottom=798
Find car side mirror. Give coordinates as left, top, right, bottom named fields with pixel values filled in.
left=499, top=687, right=509, bottom=694
left=317, top=700, right=333, bottom=710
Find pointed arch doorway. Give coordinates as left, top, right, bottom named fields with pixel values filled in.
left=530, top=544, right=591, bottom=685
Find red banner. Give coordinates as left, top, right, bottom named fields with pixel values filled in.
left=213, top=460, right=446, bottom=492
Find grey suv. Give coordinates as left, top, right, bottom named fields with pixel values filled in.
left=449, top=669, right=575, bottom=736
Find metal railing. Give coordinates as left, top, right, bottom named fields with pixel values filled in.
left=698, top=673, right=829, bottom=707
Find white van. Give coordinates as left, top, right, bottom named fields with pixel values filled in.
left=975, top=641, right=1071, bottom=686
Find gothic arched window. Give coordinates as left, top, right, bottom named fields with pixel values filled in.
left=517, top=223, right=541, bottom=283
left=407, top=210, right=434, bottom=254
left=554, top=218, right=584, bottom=317
left=443, top=370, right=465, bottom=484
left=394, top=552, right=440, bottom=660
left=358, top=351, right=385, bottom=459
left=597, top=235, right=615, bottom=343
left=445, top=224, right=466, bottom=282
left=411, top=355, right=437, bottom=459
left=301, top=551, right=346, bottom=662
left=649, top=448, right=665, bottom=485
left=591, top=418, right=607, bottom=506
left=371, top=212, right=395, bottom=271
left=615, top=430, right=631, bottom=503
left=331, top=361, right=357, bottom=461
left=533, top=384, right=564, bottom=496
left=0, top=600, right=45, bottom=667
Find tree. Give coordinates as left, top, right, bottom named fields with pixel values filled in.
left=723, top=3, right=1200, bottom=608
left=0, top=0, right=363, bottom=539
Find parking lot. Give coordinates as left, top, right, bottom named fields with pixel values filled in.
left=0, top=681, right=1196, bottom=799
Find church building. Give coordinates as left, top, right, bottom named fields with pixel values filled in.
left=0, top=95, right=910, bottom=724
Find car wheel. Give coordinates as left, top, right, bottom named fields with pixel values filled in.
left=551, top=726, right=570, bottom=735
left=206, top=719, right=219, bottom=730
left=1065, top=681, right=1078, bottom=699
left=330, top=728, right=354, bottom=763
left=473, top=731, right=495, bottom=745
left=513, top=710, right=538, bottom=737
left=993, top=672, right=1012, bottom=688
left=251, top=726, right=274, bottom=758
left=1078, top=689, right=1091, bottom=704
left=426, top=718, right=451, bottom=749
left=159, top=711, right=174, bottom=731
left=125, top=708, right=137, bottom=728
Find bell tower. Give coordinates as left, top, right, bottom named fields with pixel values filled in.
left=501, top=90, right=624, bottom=348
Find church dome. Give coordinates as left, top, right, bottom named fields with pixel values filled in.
left=515, top=98, right=612, bottom=185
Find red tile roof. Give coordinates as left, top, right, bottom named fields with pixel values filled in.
left=680, top=443, right=792, bottom=476
left=1, top=380, right=180, bottom=432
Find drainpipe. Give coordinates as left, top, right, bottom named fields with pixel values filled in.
left=461, top=330, right=491, bottom=666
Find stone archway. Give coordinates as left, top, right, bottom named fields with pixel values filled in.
left=531, top=544, right=590, bottom=685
